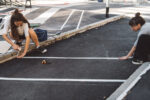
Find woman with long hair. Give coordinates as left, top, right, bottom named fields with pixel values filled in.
left=2, top=8, right=47, bottom=58
left=120, top=12, right=150, bottom=65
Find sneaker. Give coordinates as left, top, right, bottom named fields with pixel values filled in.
left=36, top=46, right=47, bottom=54
left=132, top=59, right=143, bottom=65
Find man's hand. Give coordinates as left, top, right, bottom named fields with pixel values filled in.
left=119, top=56, right=129, bottom=60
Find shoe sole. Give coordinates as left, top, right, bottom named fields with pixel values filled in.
left=41, top=49, right=47, bottom=54
left=132, top=61, right=143, bottom=65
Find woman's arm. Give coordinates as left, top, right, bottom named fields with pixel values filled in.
left=2, top=34, right=15, bottom=46
left=24, top=36, right=30, bottom=54
left=17, top=36, right=30, bottom=58
left=119, top=46, right=136, bottom=60
left=2, top=34, right=20, bottom=50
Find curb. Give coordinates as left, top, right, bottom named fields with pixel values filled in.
left=0, top=15, right=124, bottom=64
left=107, top=62, right=150, bottom=100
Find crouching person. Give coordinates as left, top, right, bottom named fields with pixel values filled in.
left=2, top=9, right=47, bottom=58
left=120, top=13, right=150, bottom=65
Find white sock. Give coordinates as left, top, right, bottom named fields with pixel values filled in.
left=36, top=45, right=40, bottom=49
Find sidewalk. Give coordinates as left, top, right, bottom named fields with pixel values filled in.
left=18, top=0, right=91, bottom=6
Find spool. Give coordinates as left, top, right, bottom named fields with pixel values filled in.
left=18, top=47, right=21, bottom=51
left=42, top=60, right=47, bottom=64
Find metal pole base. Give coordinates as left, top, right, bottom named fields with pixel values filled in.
left=106, top=7, right=109, bottom=18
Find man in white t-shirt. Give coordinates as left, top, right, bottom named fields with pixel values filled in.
left=120, top=13, right=150, bottom=65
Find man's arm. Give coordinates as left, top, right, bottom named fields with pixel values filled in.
left=119, top=46, right=136, bottom=60
left=127, top=46, right=136, bottom=57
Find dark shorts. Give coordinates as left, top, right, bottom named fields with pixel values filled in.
left=19, top=34, right=26, bottom=40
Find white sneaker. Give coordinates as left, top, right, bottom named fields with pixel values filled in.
left=132, top=59, right=143, bottom=65
left=36, top=46, right=47, bottom=54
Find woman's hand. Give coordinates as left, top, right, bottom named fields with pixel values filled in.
left=12, top=44, right=20, bottom=50
left=17, top=36, right=30, bottom=58
left=17, top=52, right=26, bottom=58
left=119, top=56, right=129, bottom=60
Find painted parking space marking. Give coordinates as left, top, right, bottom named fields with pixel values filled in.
left=0, top=77, right=126, bottom=83
left=23, top=56, right=132, bottom=60
left=25, top=8, right=50, bottom=20
left=0, top=41, right=12, bottom=54
left=60, top=9, right=75, bottom=30
left=23, top=8, right=39, bottom=16
left=0, top=40, right=15, bottom=54
left=0, top=7, right=10, bottom=11
left=76, top=10, right=84, bottom=30
left=29, top=8, right=60, bottom=24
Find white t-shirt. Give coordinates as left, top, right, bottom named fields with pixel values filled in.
left=0, top=16, right=29, bottom=37
left=134, top=23, right=150, bottom=47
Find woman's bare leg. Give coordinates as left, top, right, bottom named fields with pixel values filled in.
left=29, top=28, right=47, bottom=53
left=28, top=28, right=39, bottom=47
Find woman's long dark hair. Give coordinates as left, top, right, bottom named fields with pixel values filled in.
left=129, top=12, right=145, bottom=27
left=10, top=8, right=30, bottom=41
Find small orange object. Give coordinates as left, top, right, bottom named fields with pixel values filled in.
left=18, top=47, right=21, bottom=51
left=103, top=96, right=106, bottom=99
left=42, top=60, right=47, bottom=64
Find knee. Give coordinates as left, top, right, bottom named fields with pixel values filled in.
left=28, top=28, right=34, bottom=34
left=137, top=35, right=150, bottom=46
left=29, top=28, right=37, bottom=37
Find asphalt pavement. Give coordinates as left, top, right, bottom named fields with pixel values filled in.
left=1, top=2, right=150, bottom=100
left=0, top=18, right=140, bottom=100
left=125, top=67, right=150, bottom=100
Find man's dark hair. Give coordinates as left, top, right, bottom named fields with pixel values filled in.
left=129, top=12, right=145, bottom=27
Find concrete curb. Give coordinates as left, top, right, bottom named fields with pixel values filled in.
left=107, top=62, right=150, bottom=100
left=0, top=15, right=124, bottom=64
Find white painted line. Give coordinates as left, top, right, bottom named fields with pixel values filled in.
left=60, top=10, right=75, bottom=30
left=0, top=7, right=9, bottom=11
left=0, top=40, right=14, bottom=54
left=0, top=8, right=15, bottom=16
left=117, top=9, right=150, bottom=15
left=125, top=7, right=150, bottom=12
left=0, top=77, right=126, bottom=82
left=0, top=41, right=11, bottom=54
left=45, top=28, right=60, bottom=30
left=107, top=63, right=150, bottom=100
left=48, top=34, right=56, bottom=36
left=126, top=14, right=150, bottom=19
left=29, top=8, right=60, bottom=24
left=23, top=56, right=132, bottom=60
left=22, top=8, right=39, bottom=16
left=76, top=10, right=84, bottom=30
left=0, top=6, right=16, bottom=11
left=0, top=8, right=38, bottom=24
